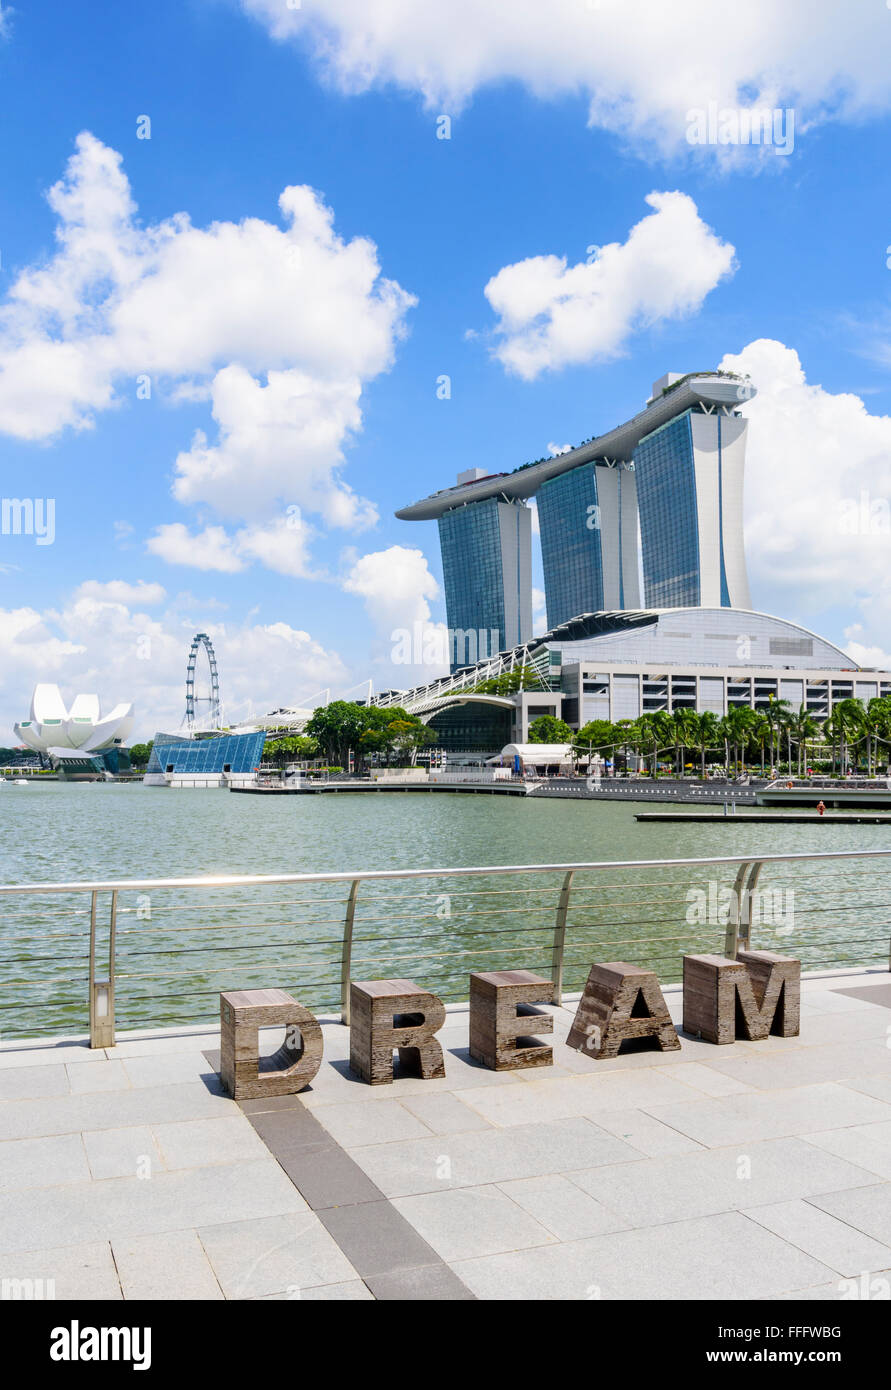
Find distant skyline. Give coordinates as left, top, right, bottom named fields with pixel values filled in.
left=2, top=2, right=891, bottom=739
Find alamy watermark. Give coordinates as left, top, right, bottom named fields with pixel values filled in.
left=392, top=624, right=501, bottom=668
left=686, top=103, right=795, bottom=156
left=1, top=497, right=55, bottom=545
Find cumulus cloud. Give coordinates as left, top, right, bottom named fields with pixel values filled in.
left=0, top=133, right=415, bottom=541
left=484, top=192, right=735, bottom=378
left=1, top=589, right=349, bottom=741
left=146, top=510, right=317, bottom=578
left=239, top=0, right=891, bottom=158
left=74, top=579, right=166, bottom=606
left=726, top=338, right=891, bottom=660
left=342, top=544, right=449, bottom=685
left=146, top=524, right=247, bottom=573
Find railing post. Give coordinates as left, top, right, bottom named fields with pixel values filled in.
left=551, top=870, right=574, bottom=1006
left=724, top=862, right=751, bottom=958
left=738, top=862, right=763, bottom=954
left=89, top=890, right=116, bottom=1048
left=341, top=879, right=360, bottom=1024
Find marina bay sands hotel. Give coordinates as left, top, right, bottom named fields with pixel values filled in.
left=396, top=371, right=752, bottom=668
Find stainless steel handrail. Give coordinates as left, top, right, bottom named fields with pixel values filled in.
left=3, top=846, right=891, bottom=1046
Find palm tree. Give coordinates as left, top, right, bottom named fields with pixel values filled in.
left=864, top=697, right=891, bottom=777
left=763, top=697, right=793, bottom=772
left=789, top=704, right=820, bottom=777
left=825, top=699, right=867, bottom=775
left=693, top=711, right=720, bottom=777
left=672, top=706, right=699, bottom=777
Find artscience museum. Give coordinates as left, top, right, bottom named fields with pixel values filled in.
left=14, top=684, right=135, bottom=777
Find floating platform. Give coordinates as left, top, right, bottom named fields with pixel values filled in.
left=635, top=811, right=891, bottom=824
left=230, top=782, right=528, bottom=796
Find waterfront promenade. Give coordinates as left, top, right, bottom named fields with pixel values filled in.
left=2, top=968, right=890, bottom=1301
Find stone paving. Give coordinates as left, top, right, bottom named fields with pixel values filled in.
left=1, top=969, right=890, bottom=1300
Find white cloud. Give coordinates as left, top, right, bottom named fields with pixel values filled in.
left=725, top=338, right=891, bottom=660
left=844, top=627, right=891, bottom=671
left=233, top=513, right=318, bottom=578
left=342, top=544, right=439, bottom=630
left=146, top=511, right=317, bottom=578
left=548, top=442, right=572, bottom=456
left=146, top=524, right=246, bottom=573
left=239, top=0, right=891, bottom=158
left=0, top=133, right=415, bottom=537
left=342, top=544, right=449, bottom=685
left=532, top=587, right=547, bottom=627
left=75, top=579, right=166, bottom=606
left=485, top=192, right=735, bottom=378
left=1, top=593, right=349, bottom=742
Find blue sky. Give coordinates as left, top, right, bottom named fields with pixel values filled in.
left=2, top=0, right=891, bottom=738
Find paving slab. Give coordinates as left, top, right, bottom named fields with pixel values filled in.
left=82, top=1126, right=164, bottom=1181
left=66, top=1061, right=131, bottom=1094
left=570, top=1137, right=877, bottom=1227
left=803, top=1120, right=891, bottom=1180
left=744, top=1198, right=891, bottom=1278
left=197, top=1212, right=359, bottom=1299
left=0, top=1158, right=306, bottom=1255
left=392, top=1184, right=557, bottom=1261
left=452, top=1211, right=837, bottom=1301
left=152, top=1116, right=270, bottom=1170
left=0, top=1132, right=91, bottom=1191
left=0, top=1240, right=121, bottom=1300
left=112, top=1229, right=224, bottom=1299
left=0, top=1064, right=70, bottom=1101
left=808, top=1182, right=891, bottom=1247
left=645, top=1082, right=891, bottom=1148
left=259, top=1280, right=373, bottom=1300
left=0, top=1080, right=233, bottom=1141
left=495, top=1174, right=628, bottom=1241
left=349, top=1117, right=644, bottom=1196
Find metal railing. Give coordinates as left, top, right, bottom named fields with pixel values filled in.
left=1, top=847, right=890, bottom=1047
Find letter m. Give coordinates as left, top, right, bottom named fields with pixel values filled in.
left=1, top=499, right=33, bottom=535
left=735, top=950, right=800, bottom=1039
left=450, top=629, right=478, bottom=667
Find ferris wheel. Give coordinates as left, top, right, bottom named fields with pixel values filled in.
left=184, top=632, right=221, bottom=731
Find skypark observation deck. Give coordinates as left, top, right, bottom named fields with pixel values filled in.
left=395, top=373, right=752, bottom=520
left=396, top=373, right=756, bottom=663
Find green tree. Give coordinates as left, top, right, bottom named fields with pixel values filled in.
left=527, top=715, right=572, bottom=744
left=127, top=741, right=154, bottom=767
left=264, top=735, right=319, bottom=767
left=692, top=711, right=720, bottom=777
left=788, top=705, right=821, bottom=777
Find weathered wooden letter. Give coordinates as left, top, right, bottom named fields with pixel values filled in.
left=566, top=961, right=681, bottom=1058
left=469, top=970, right=554, bottom=1071
left=219, top=988, right=323, bottom=1099
left=349, top=978, right=446, bottom=1085
left=683, top=950, right=800, bottom=1043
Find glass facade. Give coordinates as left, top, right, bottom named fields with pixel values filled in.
left=146, top=731, right=266, bottom=775
left=537, top=464, right=603, bottom=629
left=425, top=702, right=512, bottom=751
left=438, top=499, right=531, bottom=668
left=634, top=410, right=701, bottom=607
left=438, top=502, right=505, bottom=663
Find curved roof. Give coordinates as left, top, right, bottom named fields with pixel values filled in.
left=396, top=374, right=754, bottom=520
left=14, top=684, right=134, bottom=754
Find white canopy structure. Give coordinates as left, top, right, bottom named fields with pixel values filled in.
left=487, top=743, right=575, bottom=771
left=14, top=684, right=134, bottom=756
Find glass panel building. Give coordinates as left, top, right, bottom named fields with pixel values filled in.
left=146, top=731, right=266, bottom=776
left=438, top=497, right=532, bottom=670
left=537, top=462, right=640, bottom=629
left=633, top=407, right=750, bottom=610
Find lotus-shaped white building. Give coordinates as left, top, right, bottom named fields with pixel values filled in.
left=14, top=684, right=135, bottom=758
